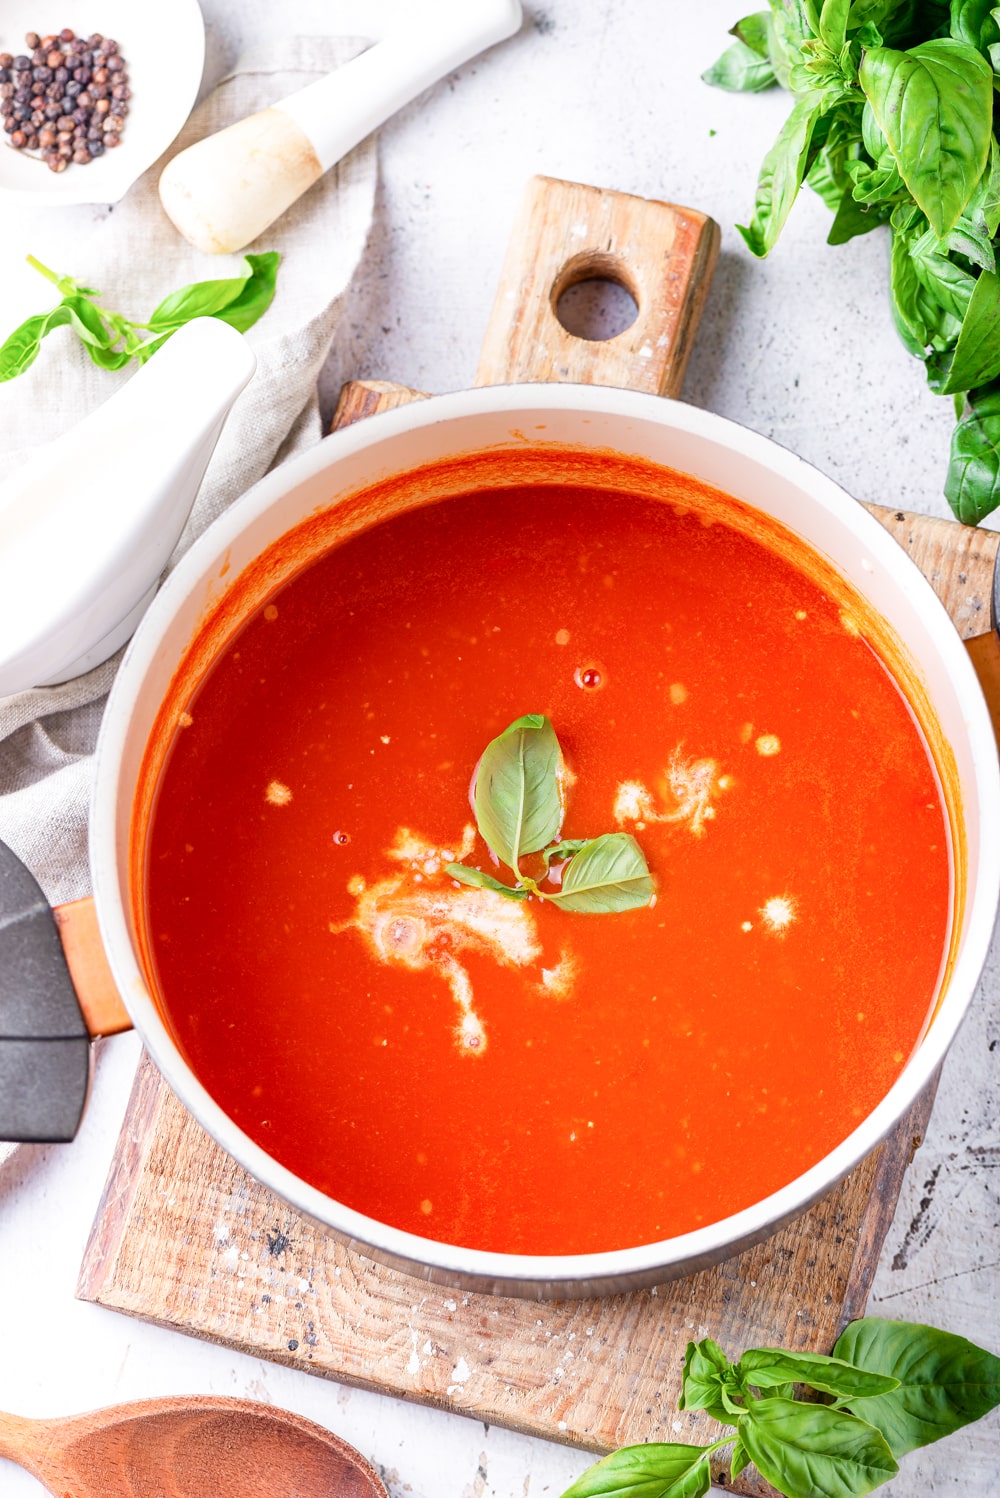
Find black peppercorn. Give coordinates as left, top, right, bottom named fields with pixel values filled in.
left=8, top=27, right=130, bottom=165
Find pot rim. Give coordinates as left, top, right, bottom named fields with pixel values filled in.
left=90, top=381, right=1000, bottom=1293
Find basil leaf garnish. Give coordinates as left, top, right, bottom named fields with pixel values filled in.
left=557, top=1443, right=713, bottom=1498
left=738, top=1400, right=898, bottom=1498
left=542, top=838, right=590, bottom=867
left=738, top=1347, right=900, bottom=1400
left=832, top=1317, right=1000, bottom=1457
left=444, top=864, right=529, bottom=900
left=545, top=833, right=653, bottom=914
left=472, top=713, right=562, bottom=872
left=859, top=40, right=992, bottom=238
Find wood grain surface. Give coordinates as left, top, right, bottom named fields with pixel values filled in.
left=77, top=178, right=997, bottom=1496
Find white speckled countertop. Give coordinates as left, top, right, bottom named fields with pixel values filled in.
left=0, top=2, right=997, bottom=1495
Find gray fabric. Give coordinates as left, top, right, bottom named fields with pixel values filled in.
left=0, top=38, right=377, bottom=907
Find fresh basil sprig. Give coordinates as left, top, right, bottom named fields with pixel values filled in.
left=445, top=713, right=653, bottom=915
left=0, top=251, right=280, bottom=383
left=559, top=1318, right=1000, bottom=1498
left=704, top=0, right=1000, bottom=522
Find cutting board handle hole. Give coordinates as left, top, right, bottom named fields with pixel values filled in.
left=552, top=252, right=639, bottom=343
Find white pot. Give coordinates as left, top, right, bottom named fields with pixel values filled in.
left=90, top=383, right=1000, bottom=1298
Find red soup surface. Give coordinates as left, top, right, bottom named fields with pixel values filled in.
left=142, top=466, right=952, bottom=1256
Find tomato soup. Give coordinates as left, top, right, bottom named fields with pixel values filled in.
left=140, top=460, right=952, bottom=1256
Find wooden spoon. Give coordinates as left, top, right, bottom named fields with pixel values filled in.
left=0, top=1395, right=388, bottom=1497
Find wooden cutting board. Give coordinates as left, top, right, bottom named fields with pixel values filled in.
left=78, top=178, right=1000, bottom=1496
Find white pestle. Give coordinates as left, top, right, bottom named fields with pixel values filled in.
left=158, top=0, right=524, bottom=256
left=0, top=318, right=256, bottom=696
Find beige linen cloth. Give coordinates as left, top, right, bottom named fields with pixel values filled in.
left=0, top=39, right=377, bottom=1156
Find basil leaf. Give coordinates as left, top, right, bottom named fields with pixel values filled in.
left=0, top=299, right=117, bottom=382
left=542, top=838, right=590, bottom=867
left=732, top=11, right=772, bottom=57
left=738, top=1400, right=898, bottom=1498
left=679, top=1338, right=734, bottom=1424
left=935, top=268, right=1000, bottom=391
left=212, top=251, right=281, bottom=333
left=944, top=214, right=996, bottom=271
left=949, top=0, right=1000, bottom=53
left=946, top=377, right=1000, bottom=520
left=473, top=713, right=562, bottom=871
left=444, top=864, right=529, bottom=899
left=738, top=1348, right=900, bottom=1400
left=828, top=188, right=888, bottom=243
left=833, top=1317, right=1000, bottom=1457
left=820, top=0, right=852, bottom=51
left=702, top=39, right=777, bottom=90
left=970, top=134, right=1000, bottom=237
left=859, top=39, right=993, bottom=238
left=544, top=833, right=653, bottom=914
left=890, top=224, right=964, bottom=353
left=910, top=229, right=977, bottom=318
left=738, top=91, right=826, bottom=256
left=846, top=153, right=906, bottom=206
left=848, top=0, right=895, bottom=33
left=769, top=0, right=813, bottom=87
left=728, top=1435, right=750, bottom=1478
left=757, top=1381, right=796, bottom=1400
left=0, top=310, right=62, bottom=381
left=557, top=1443, right=712, bottom=1498
left=808, top=142, right=851, bottom=211
left=146, top=251, right=280, bottom=334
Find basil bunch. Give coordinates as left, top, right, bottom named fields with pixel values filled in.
left=560, top=1317, right=1000, bottom=1498
left=446, top=714, right=653, bottom=914
left=704, top=0, right=1000, bottom=524
left=0, top=251, right=280, bottom=382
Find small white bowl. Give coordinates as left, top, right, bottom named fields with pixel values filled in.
left=0, top=0, right=204, bottom=206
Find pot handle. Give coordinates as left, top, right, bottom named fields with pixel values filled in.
left=474, top=175, right=720, bottom=395
left=0, top=839, right=127, bottom=1144
left=53, top=897, right=132, bottom=1038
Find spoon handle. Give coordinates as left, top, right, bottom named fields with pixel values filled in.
left=0, top=1410, right=49, bottom=1481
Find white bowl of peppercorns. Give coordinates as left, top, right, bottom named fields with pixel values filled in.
left=0, top=0, right=204, bottom=204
